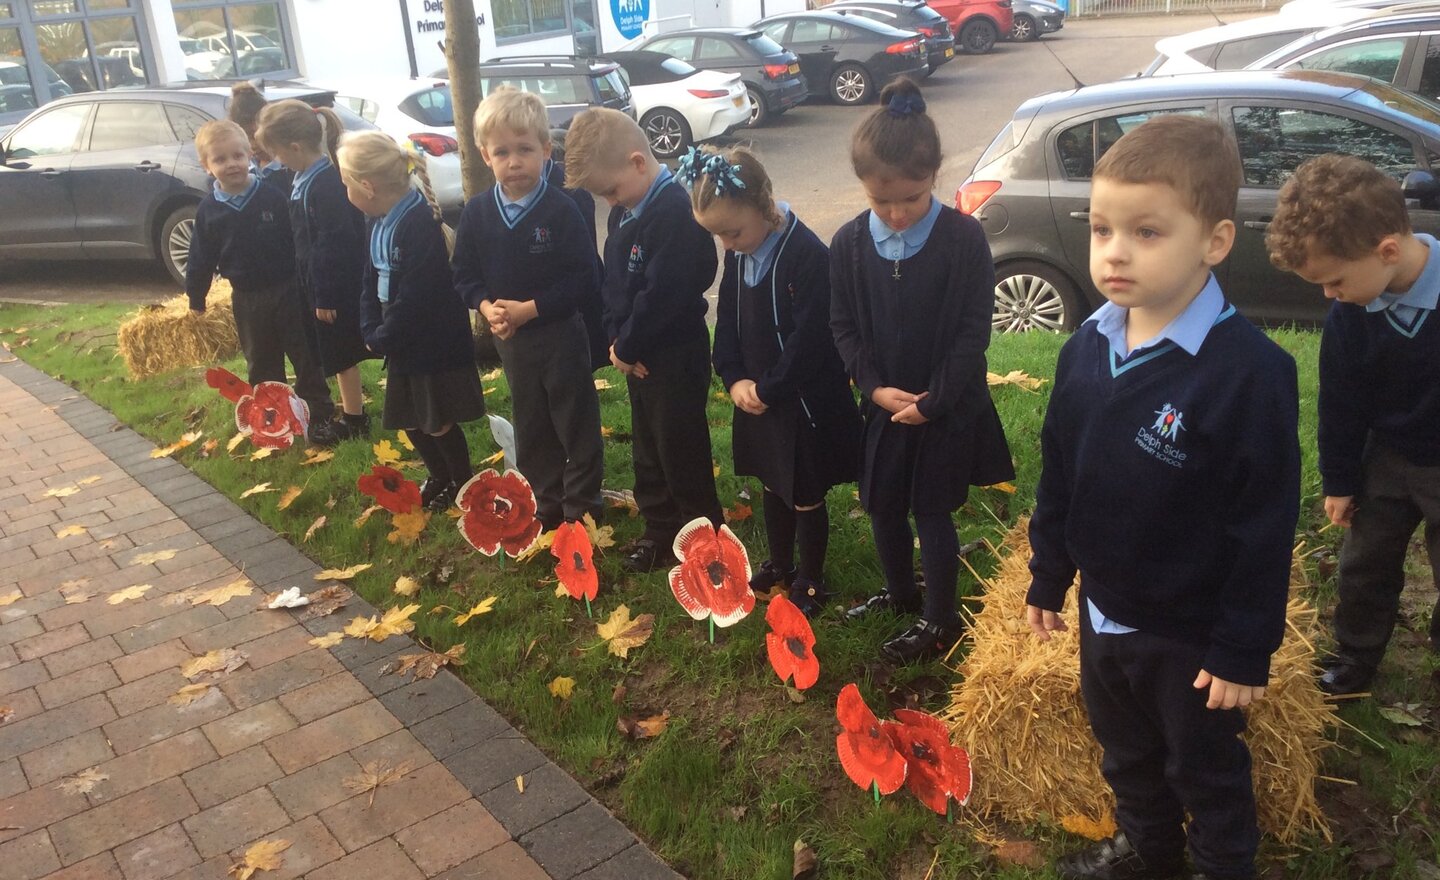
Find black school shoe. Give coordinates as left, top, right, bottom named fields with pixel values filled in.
left=787, top=577, right=830, bottom=618
left=880, top=618, right=963, bottom=665
left=844, top=591, right=922, bottom=622
left=1056, top=832, right=1185, bottom=880
left=620, top=538, right=676, bottom=573
left=425, top=481, right=460, bottom=513
left=1317, top=657, right=1376, bottom=697
left=750, top=560, right=795, bottom=594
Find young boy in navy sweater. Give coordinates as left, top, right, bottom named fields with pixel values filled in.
left=186, top=120, right=331, bottom=424
left=1267, top=154, right=1440, bottom=696
left=452, top=88, right=604, bottom=529
left=565, top=108, right=722, bottom=572
left=1025, top=116, right=1300, bottom=880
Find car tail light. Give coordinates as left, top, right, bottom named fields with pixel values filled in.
left=688, top=88, right=729, bottom=99
left=409, top=133, right=458, bottom=156
left=957, top=180, right=1001, bottom=215
left=886, top=39, right=921, bottom=55
left=916, top=26, right=935, bottom=36
left=763, top=63, right=790, bottom=79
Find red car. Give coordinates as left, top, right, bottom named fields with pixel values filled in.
left=925, top=0, right=1012, bottom=54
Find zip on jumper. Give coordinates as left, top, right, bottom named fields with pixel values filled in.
left=739, top=214, right=815, bottom=427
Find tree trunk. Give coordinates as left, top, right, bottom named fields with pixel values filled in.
left=443, top=0, right=493, bottom=200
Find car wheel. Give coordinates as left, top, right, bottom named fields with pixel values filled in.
left=830, top=64, right=871, bottom=106
left=641, top=108, right=691, bottom=161
left=992, top=261, right=1083, bottom=332
left=159, top=203, right=197, bottom=287
left=1010, top=14, right=1038, bottom=41
left=744, top=85, right=768, bottom=127
left=960, top=19, right=999, bottom=54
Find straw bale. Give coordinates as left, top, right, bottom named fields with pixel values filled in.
left=117, top=281, right=239, bottom=379
left=943, top=520, right=1336, bottom=844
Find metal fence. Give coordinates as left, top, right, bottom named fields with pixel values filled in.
left=1067, top=0, right=1276, bottom=17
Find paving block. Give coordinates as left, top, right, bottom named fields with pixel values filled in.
left=434, top=841, right=551, bottom=880
left=275, top=673, right=371, bottom=725
left=102, top=688, right=233, bottom=756
left=233, top=627, right=313, bottom=671
left=519, top=801, right=637, bottom=880
left=305, top=837, right=423, bottom=880
left=34, top=851, right=124, bottom=880
left=218, top=648, right=342, bottom=710
left=41, top=637, right=121, bottom=678
left=110, top=639, right=192, bottom=684
left=18, top=728, right=114, bottom=787
left=0, top=658, right=49, bottom=696
left=14, top=622, right=90, bottom=662
left=394, top=798, right=510, bottom=875
left=112, top=606, right=228, bottom=655
left=317, top=761, right=469, bottom=852
left=263, top=700, right=401, bottom=774
left=446, top=734, right=550, bottom=797
left=267, top=752, right=362, bottom=820
left=230, top=815, right=345, bottom=880
left=479, top=761, right=592, bottom=838
left=572, top=842, right=685, bottom=880
left=201, top=699, right=296, bottom=756
left=0, top=693, right=115, bottom=762
left=182, top=744, right=284, bottom=809
left=48, top=776, right=198, bottom=866
left=181, top=611, right=292, bottom=656
left=182, top=786, right=291, bottom=858
left=37, top=661, right=120, bottom=709
left=0, top=782, right=89, bottom=847
left=107, top=667, right=190, bottom=717
left=0, top=757, right=26, bottom=799
left=0, top=829, right=61, bottom=880
left=112, top=822, right=202, bottom=880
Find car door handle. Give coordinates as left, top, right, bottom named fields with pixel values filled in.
left=1068, top=210, right=1089, bottom=221
left=39, top=168, right=62, bottom=178
left=134, top=161, right=162, bottom=172
left=1243, top=219, right=1270, bottom=230
left=821, top=45, right=836, bottom=51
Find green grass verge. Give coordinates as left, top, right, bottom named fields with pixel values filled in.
left=1, top=303, right=1435, bottom=879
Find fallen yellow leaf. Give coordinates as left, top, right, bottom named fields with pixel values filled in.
left=593, top=378, right=613, bottom=390
left=55, top=524, right=88, bottom=539
left=77, top=476, right=102, bottom=486
left=514, top=529, right=555, bottom=563
left=249, top=447, right=274, bottom=461
left=372, top=439, right=401, bottom=466
left=168, top=682, right=214, bottom=706
left=314, top=563, right=372, bottom=581
left=396, top=430, right=415, bottom=451
left=1060, top=814, right=1119, bottom=841
left=393, top=576, right=421, bottom=597
left=723, top=502, right=753, bottom=523
left=596, top=605, right=655, bottom=659
left=130, top=549, right=177, bottom=566
left=516, top=774, right=526, bottom=793
left=181, top=648, right=248, bottom=679
left=44, top=486, right=79, bottom=498
left=582, top=513, right=616, bottom=549
left=480, top=449, right=505, bottom=466
left=343, top=759, right=414, bottom=807
left=986, top=369, right=1047, bottom=391
left=386, top=509, right=428, bottom=546
left=481, top=367, right=504, bottom=381
left=353, top=505, right=383, bottom=528
left=151, top=430, right=203, bottom=458
left=107, top=584, right=152, bottom=605
left=301, top=448, right=334, bottom=466
left=58, top=767, right=109, bottom=795
left=344, top=603, right=420, bottom=642
left=303, top=516, right=326, bottom=542
left=226, top=433, right=246, bottom=454
left=189, top=580, right=252, bottom=607
left=987, top=481, right=1018, bottom=495
left=240, top=482, right=274, bottom=499
left=59, top=577, right=90, bottom=591
left=617, top=711, right=670, bottom=740
left=63, top=591, right=91, bottom=605
left=548, top=676, right=576, bottom=700
left=308, top=632, right=345, bottom=648
left=384, top=644, right=465, bottom=680
left=0, top=590, right=22, bottom=607
left=228, top=838, right=291, bottom=880
left=276, top=486, right=303, bottom=511
left=454, top=596, right=498, bottom=627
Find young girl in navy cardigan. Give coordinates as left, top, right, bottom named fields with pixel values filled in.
left=685, top=145, right=861, bottom=617
left=338, top=132, right=485, bottom=510
left=830, top=78, right=1014, bottom=663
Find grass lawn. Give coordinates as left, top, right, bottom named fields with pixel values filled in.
left=1, top=303, right=1436, bottom=879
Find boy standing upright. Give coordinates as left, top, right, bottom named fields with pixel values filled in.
left=1026, top=115, right=1301, bottom=880
left=1267, top=153, right=1440, bottom=696
left=564, top=108, right=723, bottom=572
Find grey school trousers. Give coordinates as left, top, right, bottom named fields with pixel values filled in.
left=232, top=279, right=334, bottom=422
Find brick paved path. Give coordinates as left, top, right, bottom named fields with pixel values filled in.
left=0, top=359, right=679, bottom=880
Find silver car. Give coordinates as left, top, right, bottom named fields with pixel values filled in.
left=1009, top=0, right=1064, bottom=41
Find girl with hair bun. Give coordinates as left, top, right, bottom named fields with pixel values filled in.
left=228, top=82, right=292, bottom=192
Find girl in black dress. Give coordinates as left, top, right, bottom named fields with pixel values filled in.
left=830, top=78, right=1014, bottom=663
left=684, top=145, right=862, bottom=617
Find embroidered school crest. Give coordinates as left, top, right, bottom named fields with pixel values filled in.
left=1134, top=401, right=1188, bottom=469
left=530, top=225, right=553, bottom=254
left=1151, top=403, right=1184, bottom=441
left=390, top=245, right=403, bottom=265
left=627, top=243, right=645, bottom=274
left=261, top=210, right=274, bottom=223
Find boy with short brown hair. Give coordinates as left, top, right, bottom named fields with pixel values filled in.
left=1267, top=153, right=1440, bottom=696
left=1027, top=115, right=1301, bottom=880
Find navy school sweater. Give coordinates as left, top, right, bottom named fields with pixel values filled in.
left=186, top=179, right=295, bottom=310
left=290, top=162, right=367, bottom=311
left=1025, top=308, right=1301, bottom=686
left=359, top=198, right=473, bottom=377
left=1318, top=300, right=1440, bottom=496
left=602, top=175, right=718, bottom=364
left=451, top=179, right=597, bottom=330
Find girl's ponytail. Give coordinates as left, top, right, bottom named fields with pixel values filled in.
left=316, top=107, right=343, bottom=167
left=255, top=100, right=344, bottom=166
left=410, top=152, right=456, bottom=255
left=337, top=131, right=456, bottom=254
left=850, top=76, right=943, bottom=181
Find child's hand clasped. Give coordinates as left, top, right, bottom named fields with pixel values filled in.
left=1025, top=604, right=1067, bottom=641
left=1193, top=670, right=1266, bottom=710
left=315, top=308, right=337, bottom=324
left=729, top=379, right=767, bottom=415
left=872, top=386, right=927, bottom=415
left=1324, top=495, right=1356, bottom=528
left=609, top=343, right=648, bottom=379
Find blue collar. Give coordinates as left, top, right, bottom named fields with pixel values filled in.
left=213, top=175, right=260, bottom=211
left=868, top=197, right=942, bottom=260
left=493, top=177, right=547, bottom=229
left=290, top=155, right=331, bottom=201
left=621, top=166, right=673, bottom=225
left=1088, top=274, right=1225, bottom=358
left=1366, top=233, right=1440, bottom=316
left=253, top=158, right=285, bottom=179
left=742, top=202, right=791, bottom=287
left=370, top=189, right=425, bottom=304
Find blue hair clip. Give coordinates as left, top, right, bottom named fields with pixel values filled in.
left=886, top=91, right=926, bottom=117
left=676, top=146, right=705, bottom=190
left=702, top=153, right=746, bottom=196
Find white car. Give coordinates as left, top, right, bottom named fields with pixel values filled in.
left=1141, top=6, right=1378, bottom=76
left=605, top=51, right=750, bottom=160
left=325, top=78, right=464, bottom=211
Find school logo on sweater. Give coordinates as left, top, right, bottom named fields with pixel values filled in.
left=627, top=243, right=645, bottom=274
left=261, top=211, right=275, bottom=223
left=530, top=225, right=553, bottom=254
left=1135, top=401, right=1188, bottom=468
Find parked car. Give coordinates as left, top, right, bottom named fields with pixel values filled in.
left=1141, top=7, right=1376, bottom=76
left=0, top=83, right=373, bottom=285
left=754, top=11, right=928, bottom=105
left=604, top=51, right=749, bottom=159
left=1246, top=9, right=1440, bottom=99
left=329, top=78, right=465, bottom=210
left=430, top=55, right=634, bottom=129
left=1008, top=0, right=1065, bottom=41
left=956, top=70, right=1440, bottom=331
left=923, top=0, right=1013, bottom=54
left=825, top=1, right=956, bottom=72
left=1281, top=0, right=1440, bottom=14
left=635, top=27, right=805, bottom=127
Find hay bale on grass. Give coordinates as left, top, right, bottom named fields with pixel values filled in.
left=117, top=280, right=239, bottom=379
left=943, top=520, right=1336, bottom=844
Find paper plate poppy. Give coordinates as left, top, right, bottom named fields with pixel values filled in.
left=668, top=517, right=754, bottom=628
left=765, top=594, right=819, bottom=690
left=235, top=382, right=309, bottom=450
left=206, top=366, right=251, bottom=403
left=456, top=468, right=542, bottom=558
left=885, top=708, right=973, bottom=814
left=356, top=465, right=422, bottom=515
left=552, top=520, right=598, bottom=602
left=836, top=683, right=906, bottom=796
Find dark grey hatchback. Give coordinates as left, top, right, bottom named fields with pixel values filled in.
left=958, top=70, right=1440, bottom=332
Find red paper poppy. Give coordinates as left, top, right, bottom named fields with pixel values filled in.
left=552, top=520, right=598, bottom=601
left=456, top=468, right=542, bottom=558
left=356, top=465, right=422, bottom=514
left=884, top=708, right=973, bottom=814
left=206, top=366, right=251, bottom=403
left=765, top=594, right=819, bottom=690
left=235, top=382, right=309, bottom=450
left=835, top=683, right=906, bottom=796
left=668, top=517, right=754, bottom=628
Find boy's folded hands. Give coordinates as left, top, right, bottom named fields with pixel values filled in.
left=729, top=379, right=767, bottom=415
left=1193, top=670, right=1266, bottom=710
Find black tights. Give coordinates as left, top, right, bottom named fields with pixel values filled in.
left=869, top=509, right=960, bottom=627
left=762, top=488, right=830, bottom=583
left=406, top=425, right=473, bottom=486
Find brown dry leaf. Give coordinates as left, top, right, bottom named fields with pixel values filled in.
left=169, top=682, right=214, bottom=707
left=107, top=584, right=152, bottom=605
left=347, top=603, right=420, bottom=642
left=601, top=489, right=639, bottom=517
left=454, top=596, right=497, bottom=627
left=548, top=676, right=576, bottom=700
left=308, top=632, right=345, bottom=649
left=130, top=549, right=178, bottom=566
left=249, top=447, right=275, bottom=461
left=393, top=576, right=421, bottom=597
left=199, top=438, right=219, bottom=458
left=276, top=486, right=303, bottom=511
left=77, top=476, right=102, bottom=486
left=303, top=516, right=327, bottom=542
left=600, top=425, right=614, bottom=438
left=793, top=839, right=818, bottom=880
left=57, top=767, right=108, bottom=796
left=343, top=759, right=414, bottom=807
left=596, top=605, right=655, bottom=659
left=992, top=840, right=1045, bottom=869
left=353, top=505, right=383, bottom=528
left=314, top=564, right=372, bottom=581
left=723, top=502, right=753, bottom=524
left=617, top=711, right=670, bottom=740
left=302, top=585, right=353, bottom=618
left=228, top=838, right=291, bottom=880
left=1060, top=814, right=1118, bottom=841
left=325, top=496, right=337, bottom=509
left=63, top=591, right=91, bottom=605
left=181, top=648, right=249, bottom=680
left=0, top=705, right=13, bottom=724
left=55, top=524, right=88, bottom=539
left=44, top=485, right=79, bottom=498
left=190, top=580, right=252, bottom=607
left=240, top=482, right=274, bottom=499
left=387, top=644, right=465, bottom=680
left=151, top=430, right=203, bottom=459
left=0, top=590, right=23, bottom=607
left=516, top=774, right=526, bottom=793
left=611, top=683, right=627, bottom=704
left=59, top=577, right=90, bottom=591
left=986, top=369, right=1046, bottom=391
left=226, top=432, right=246, bottom=454
left=386, top=510, right=428, bottom=546
left=302, top=448, right=335, bottom=466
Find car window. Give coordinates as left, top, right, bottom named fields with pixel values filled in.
left=697, top=37, right=742, bottom=61
left=647, top=37, right=695, bottom=60
left=1291, top=37, right=1408, bottom=83
left=482, top=75, right=587, bottom=105
left=1420, top=34, right=1440, bottom=98
left=5, top=102, right=89, bottom=158
left=744, top=33, right=785, bottom=56
left=89, top=102, right=176, bottom=152
left=1232, top=105, right=1416, bottom=186
left=1055, top=108, right=1207, bottom=180
left=165, top=104, right=210, bottom=140
left=790, top=20, right=839, bottom=43
left=597, top=70, right=627, bottom=104
left=761, top=22, right=790, bottom=45
left=399, top=87, right=453, bottom=126
left=659, top=57, right=696, bottom=77
left=1213, top=31, right=1309, bottom=70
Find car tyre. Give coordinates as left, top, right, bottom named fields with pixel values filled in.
left=960, top=19, right=999, bottom=54
left=159, top=203, right=197, bottom=287
left=830, top=63, right=871, bottom=106
left=1011, top=14, right=1038, bottom=41
left=641, top=108, right=691, bottom=160
left=992, top=261, right=1083, bottom=332
left=744, top=85, right=769, bottom=127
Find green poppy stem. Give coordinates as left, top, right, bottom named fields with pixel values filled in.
left=946, top=800, right=953, bottom=823
left=584, top=596, right=592, bottom=618
left=872, top=781, right=880, bottom=805
left=709, top=618, right=715, bottom=644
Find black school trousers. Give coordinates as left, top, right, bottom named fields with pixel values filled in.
left=1079, top=607, right=1258, bottom=879
left=626, top=334, right=722, bottom=544
left=232, top=279, right=333, bottom=422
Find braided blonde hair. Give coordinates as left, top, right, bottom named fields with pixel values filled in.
left=337, top=131, right=454, bottom=253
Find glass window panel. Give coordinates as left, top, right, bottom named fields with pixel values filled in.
left=1420, top=34, right=1440, bottom=100
left=1293, top=37, right=1407, bottom=84
left=87, top=16, right=145, bottom=87
left=1212, top=31, right=1304, bottom=70
left=1232, top=105, right=1416, bottom=187
left=647, top=37, right=693, bottom=60
left=0, top=27, right=36, bottom=114
left=761, top=22, right=788, bottom=45
left=89, top=100, right=173, bottom=150
left=30, top=1, right=80, bottom=16
left=492, top=0, right=530, bottom=39
left=35, top=19, right=95, bottom=93
left=1056, top=120, right=1094, bottom=180
left=87, top=0, right=131, bottom=9
left=696, top=37, right=741, bottom=61
left=6, top=100, right=88, bottom=157
left=0, top=5, right=15, bottom=19
left=165, top=102, right=208, bottom=139
left=173, top=7, right=226, bottom=79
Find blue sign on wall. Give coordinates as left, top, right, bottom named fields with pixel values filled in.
left=611, top=0, right=649, bottom=39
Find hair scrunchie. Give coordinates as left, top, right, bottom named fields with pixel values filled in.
left=886, top=91, right=926, bottom=117
left=676, top=146, right=747, bottom=197
left=676, top=145, right=705, bottom=189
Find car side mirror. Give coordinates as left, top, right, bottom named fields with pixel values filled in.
left=1402, top=169, right=1440, bottom=210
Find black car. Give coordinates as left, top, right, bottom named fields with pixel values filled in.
left=431, top=55, right=634, bottom=129
left=636, top=27, right=806, bottom=127
left=826, top=1, right=956, bottom=73
left=0, top=82, right=373, bottom=285
left=1245, top=10, right=1440, bottom=101
left=755, top=11, right=929, bottom=106
left=957, top=70, right=1440, bottom=331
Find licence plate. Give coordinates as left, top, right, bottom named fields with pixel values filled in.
left=788, top=63, right=800, bottom=74
left=944, top=47, right=954, bottom=57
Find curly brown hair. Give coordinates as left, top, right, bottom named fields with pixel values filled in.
left=1092, top=114, right=1239, bottom=230
left=1266, top=153, right=1410, bottom=272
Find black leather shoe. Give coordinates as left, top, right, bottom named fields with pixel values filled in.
left=1056, top=832, right=1184, bottom=880
left=750, top=560, right=796, bottom=594
left=880, top=618, right=963, bottom=665
left=787, top=577, right=829, bottom=618
left=419, top=479, right=447, bottom=508
left=621, top=539, right=675, bottom=573
left=425, top=481, right=459, bottom=513
left=843, top=591, right=922, bottom=622
left=307, top=418, right=343, bottom=448
left=1318, top=658, right=1375, bottom=697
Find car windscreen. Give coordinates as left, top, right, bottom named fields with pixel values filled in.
left=743, top=33, right=787, bottom=57
left=482, top=75, right=589, bottom=106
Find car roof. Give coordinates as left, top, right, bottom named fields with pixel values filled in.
left=478, top=55, right=619, bottom=73
left=1153, top=7, right=1376, bottom=56
left=757, top=9, right=919, bottom=35
left=644, top=26, right=761, bottom=36
left=1249, top=7, right=1440, bottom=66
left=43, top=81, right=333, bottom=104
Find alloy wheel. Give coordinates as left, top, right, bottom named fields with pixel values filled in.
left=168, top=218, right=194, bottom=280
left=644, top=112, right=684, bottom=158
left=993, top=272, right=1068, bottom=332
left=835, top=69, right=866, bottom=103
